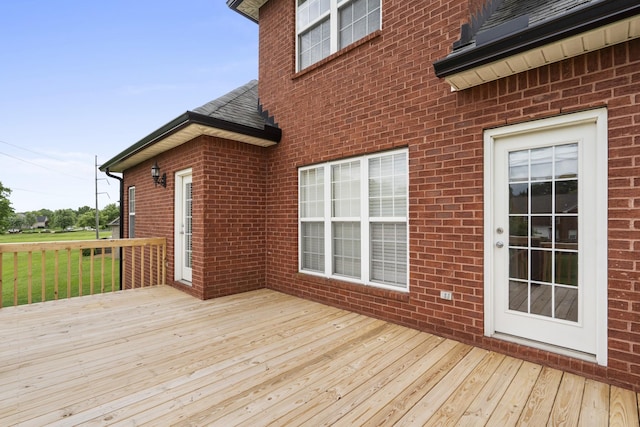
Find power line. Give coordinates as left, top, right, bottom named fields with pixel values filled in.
left=0, top=139, right=65, bottom=162
left=0, top=150, right=89, bottom=181
left=9, top=187, right=70, bottom=197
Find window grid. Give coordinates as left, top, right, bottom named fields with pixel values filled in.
left=297, top=0, right=381, bottom=70
left=298, top=149, right=408, bottom=290
left=508, top=143, right=579, bottom=321
left=339, top=0, right=381, bottom=49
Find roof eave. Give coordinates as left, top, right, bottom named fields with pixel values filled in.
left=227, top=0, right=265, bottom=23
left=434, top=0, right=640, bottom=90
left=100, top=111, right=281, bottom=173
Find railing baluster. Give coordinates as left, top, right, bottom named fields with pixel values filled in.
left=78, top=249, right=83, bottom=296
left=27, top=252, right=33, bottom=304
left=131, top=246, right=136, bottom=289
left=90, top=249, right=95, bottom=295
left=0, top=238, right=166, bottom=308
left=141, top=245, right=146, bottom=287
left=111, top=247, right=116, bottom=292
left=66, top=248, right=71, bottom=299
left=101, top=247, right=105, bottom=293
left=54, top=250, right=59, bottom=300
left=13, top=252, right=18, bottom=306
left=162, top=243, right=166, bottom=285
left=41, top=251, right=46, bottom=302
left=156, top=245, right=160, bottom=286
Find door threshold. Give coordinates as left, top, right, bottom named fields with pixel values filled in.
left=492, top=332, right=598, bottom=365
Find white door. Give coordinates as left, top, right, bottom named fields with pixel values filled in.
left=484, top=110, right=607, bottom=362
left=175, top=170, right=193, bottom=283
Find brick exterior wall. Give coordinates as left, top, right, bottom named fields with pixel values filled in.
left=256, top=0, right=640, bottom=391
left=122, top=135, right=266, bottom=300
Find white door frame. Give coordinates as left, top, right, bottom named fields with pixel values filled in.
left=174, top=168, right=193, bottom=284
left=483, top=109, right=608, bottom=365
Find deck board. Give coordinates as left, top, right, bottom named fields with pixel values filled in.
left=0, top=286, right=637, bottom=426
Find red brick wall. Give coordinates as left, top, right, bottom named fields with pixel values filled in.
left=122, top=135, right=267, bottom=300
left=258, top=0, right=640, bottom=391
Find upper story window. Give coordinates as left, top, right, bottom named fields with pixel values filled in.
left=297, top=0, right=381, bottom=71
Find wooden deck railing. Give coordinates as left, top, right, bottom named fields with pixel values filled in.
left=0, top=238, right=166, bottom=308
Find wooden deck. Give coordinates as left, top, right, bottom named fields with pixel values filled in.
left=1, top=286, right=638, bottom=426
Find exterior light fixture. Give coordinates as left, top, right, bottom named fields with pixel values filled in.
left=151, top=162, right=167, bottom=188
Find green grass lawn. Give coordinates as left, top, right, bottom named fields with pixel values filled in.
left=1, top=230, right=120, bottom=307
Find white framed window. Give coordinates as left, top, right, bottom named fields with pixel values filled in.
left=128, top=186, right=135, bottom=238
left=299, top=149, right=408, bottom=291
left=297, top=0, right=381, bottom=70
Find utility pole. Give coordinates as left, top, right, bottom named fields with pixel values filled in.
left=95, top=156, right=110, bottom=239
left=95, top=155, right=100, bottom=239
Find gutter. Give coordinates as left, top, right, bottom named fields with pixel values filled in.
left=434, top=0, right=640, bottom=78
left=104, top=168, right=124, bottom=290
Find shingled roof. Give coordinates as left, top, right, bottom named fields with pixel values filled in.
left=100, top=80, right=280, bottom=173
left=434, top=0, right=640, bottom=90
left=192, top=80, right=276, bottom=130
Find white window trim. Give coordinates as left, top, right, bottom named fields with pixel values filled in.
left=299, top=149, right=409, bottom=292
left=483, top=108, right=608, bottom=365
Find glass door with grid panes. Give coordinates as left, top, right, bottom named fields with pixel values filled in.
left=175, top=170, right=192, bottom=283
left=486, top=112, right=607, bottom=360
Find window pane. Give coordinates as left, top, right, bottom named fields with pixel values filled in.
left=530, top=284, right=552, bottom=317
left=333, top=222, right=361, bottom=278
left=300, top=167, right=324, bottom=218
left=555, top=251, right=578, bottom=286
left=129, top=215, right=135, bottom=238
left=509, top=280, right=528, bottom=313
left=555, top=143, right=578, bottom=178
left=555, top=287, right=578, bottom=322
left=531, top=182, right=552, bottom=214
left=556, top=180, right=577, bottom=214
left=301, top=222, right=325, bottom=272
left=509, top=183, right=528, bottom=214
left=509, top=150, right=529, bottom=181
left=299, top=19, right=330, bottom=69
left=371, top=223, right=406, bottom=286
left=298, top=0, right=330, bottom=30
left=530, top=147, right=553, bottom=180
left=509, top=216, right=528, bottom=247
left=339, top=0, right=380, bottom=49
left=332, top=161, right=360, bottom=217
left=369, top=151, right=407, bottom=217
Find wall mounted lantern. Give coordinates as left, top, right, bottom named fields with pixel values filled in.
left=151, top=162, right=167, bottom=188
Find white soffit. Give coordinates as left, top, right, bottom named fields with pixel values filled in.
left=235, top=0, right=268, bottom=21
left=446, top=15, right=640, bottom=91
left=113, top=123, right=277, bottom=172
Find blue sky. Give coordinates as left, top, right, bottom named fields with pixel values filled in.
left=0, top=0, right=258, bottom=213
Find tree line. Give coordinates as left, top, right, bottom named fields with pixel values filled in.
left=0, top=180, right=119, bottom=233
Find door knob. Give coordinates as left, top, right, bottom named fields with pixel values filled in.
left=496, top=241, right=504, bottom=248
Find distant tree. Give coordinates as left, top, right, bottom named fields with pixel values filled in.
left=100, top=203, right=120, bottom=225
left=8, top=214, right=24, bottom=231
left=0, top=181, right=14, bottom=232
left=77, top=205, right=92, bottom=216
left=24, top=212, right=36, bottom=228
left=77, top=210, right=97, bottom=228
left=37, top=209, right=54, bottom=220
left=52, top=209, right=76, bottom=230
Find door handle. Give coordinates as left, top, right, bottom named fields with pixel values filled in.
left=495, top=241, right=504, bottom=248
